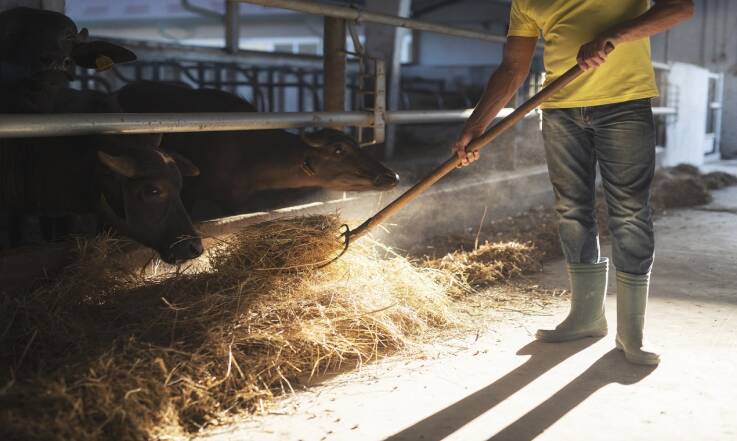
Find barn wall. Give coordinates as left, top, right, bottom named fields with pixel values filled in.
left=416, top=33, right=503, bottom=67
left=413, top=0, right=508, bottom=67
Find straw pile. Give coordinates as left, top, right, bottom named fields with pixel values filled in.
left=650, top=164, right=737, bottom=210
left=0, top=215, right=464, bottom=441
left=702, top=171, right=737, bottom=190
left=426, top=241, right=542, bottom=290
left=652, top=167, right=712, bottom=209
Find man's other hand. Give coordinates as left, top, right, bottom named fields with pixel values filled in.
left=577, top=37, right=616, bottom=70
left=452, top=129, right=482, bottom=167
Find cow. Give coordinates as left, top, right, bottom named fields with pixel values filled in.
left=0, top=7, right=136, bottom=113
left=116, top=81, right=400, bottom=220
left=1, top=87, right=204, bottom=264
left=0, top=9, right=201, bottom=263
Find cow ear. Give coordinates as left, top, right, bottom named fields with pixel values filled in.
left=98, top=151, right=138, bottom=177
left=168, top=151, right=200, bottom=177
left=300, top=131, right=328, bottom=148
left=77, top=27, right=89, bottom=42
left=72, top=41, right=137, bottom=71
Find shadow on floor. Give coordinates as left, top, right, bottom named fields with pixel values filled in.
left=487, top=349, right=656, bottom=441
left=385, top=339, right=656, bottom=441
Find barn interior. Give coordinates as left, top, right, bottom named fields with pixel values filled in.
left=1, top=1, right=736, bottom=440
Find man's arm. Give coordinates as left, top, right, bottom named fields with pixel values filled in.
left=578, top=0, right=694, bottom=70
left=453, top=36, right=537, bottom=166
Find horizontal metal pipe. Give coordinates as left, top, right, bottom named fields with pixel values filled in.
left=0, top=112, right=374, bottom=138
left=0, top=106, right=677, bottom=138
left=0, top=109, right=519, bottom=138
left=384, top=108, right=538, bottom=124
left=388, top=107, right=678, bottom=124
left=239, top=0, right=507, bottom=43
left=385, top=109, right=474, bottom=124
left=391, top=107, right=678, bottom=122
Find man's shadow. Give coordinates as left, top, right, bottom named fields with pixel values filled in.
left=487, top=349, right=656, bottom=441
left=386, top=339, right=656, bottom=441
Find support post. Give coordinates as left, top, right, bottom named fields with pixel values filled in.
left=323, top=17, right=347, bottom=124
left=373, top=60, right=386, bottom=144
left=365, top=0, right=412, bottom=158
left=224, top=0, right=240, bottom=54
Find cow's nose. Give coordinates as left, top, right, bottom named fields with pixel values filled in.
left=374, top=170, right=399, bottom=189
left=170, top=238, right=204, bottom=262
left=187, top=240, right=204, bottom=257
left=62, top=57, right=73, bottom=69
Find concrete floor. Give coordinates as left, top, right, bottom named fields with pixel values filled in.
left=199, top=172, right=737, bottom=441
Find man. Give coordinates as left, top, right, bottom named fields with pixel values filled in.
left=454, top=0, right=694, bottom=365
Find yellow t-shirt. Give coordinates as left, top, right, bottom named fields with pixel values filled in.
left=508, top=0, right=659, bottom=108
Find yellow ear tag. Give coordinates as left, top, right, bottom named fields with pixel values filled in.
left=95, top=55, right=114, bottom=71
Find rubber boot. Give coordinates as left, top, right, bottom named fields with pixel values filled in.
left=536, top=258, right=609, bottom=342
left=616, top=271, right=660, bottom=365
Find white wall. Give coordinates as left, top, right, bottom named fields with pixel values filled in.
left=664, top=63, right=711, bottom=166
left=651, top=0, right=737, bottom=159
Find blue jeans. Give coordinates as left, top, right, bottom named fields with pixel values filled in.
left=542, top=98, right=655, bottom=275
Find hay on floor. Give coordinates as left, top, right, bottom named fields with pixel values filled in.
left=702, top=171, right=737, bottom=190
left=596, top=164, right=737, bottom=221
left=0, top=215, right=465, bottom=441
left=426, top=241, right=542, bottom=289
left=652, top=169, right=712, bottom=209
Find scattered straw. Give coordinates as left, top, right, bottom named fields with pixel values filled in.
left=0, top=215, right=463, bottom=441
left=652, top=170, right=712, bottom=209
left=426, top=241, right=542, bottom=290
left=702, top=171, right=737, bottom=190
left=650, top=165, right=737, bottom=211
left=596, top=165, right=737, bottom=231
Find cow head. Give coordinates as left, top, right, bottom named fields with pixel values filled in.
left=300, top=129, right=399, bottom=192
left=0, top=7, right=135, bottom=86
left=96, top=142, right=203, bottom=264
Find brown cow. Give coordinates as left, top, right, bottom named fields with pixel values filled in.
left=117, top=81, right=399, bottom=220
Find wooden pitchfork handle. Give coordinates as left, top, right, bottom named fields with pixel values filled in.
left=347, top=57, right=599, bottom=241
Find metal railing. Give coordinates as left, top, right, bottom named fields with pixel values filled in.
left=76, top=61, right=331, bottom=113
left=77, top=60, right=480, bottom=114
left=0, top=1, right=680, bottom=142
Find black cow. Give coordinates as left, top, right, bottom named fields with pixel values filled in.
left=116, top=82, right=399, bottom=219
left=1, top=88, right=203, bottom=263
left=0, top=9, right=201, bottom=263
